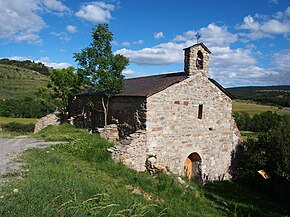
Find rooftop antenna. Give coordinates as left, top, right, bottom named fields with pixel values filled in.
left=195, top=32, right=201, bottom=43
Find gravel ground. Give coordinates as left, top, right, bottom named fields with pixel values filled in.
left=0, top=136, right=65, bottom=184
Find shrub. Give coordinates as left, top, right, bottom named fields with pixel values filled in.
left=0, top=98, right=48, bottom=118
left=1, top=122, right=35, bottom=133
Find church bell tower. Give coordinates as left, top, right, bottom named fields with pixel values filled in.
left=184, top=43, right=211, bottom=77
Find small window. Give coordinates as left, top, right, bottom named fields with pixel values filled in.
left=198, top=104, right=203, bottom=119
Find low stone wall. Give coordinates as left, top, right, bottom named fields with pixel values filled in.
left=97, top=124, right=119, bottom=143
left=34, top=112, right=62, bottom=133
left=108, top=130, right=147, bottom=172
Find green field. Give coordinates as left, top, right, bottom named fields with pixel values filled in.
left=0, top=116, right=36, bottom=137
left=0, top=116, right=36, bottom=125
left=233, top=100, right=290, bottom=116
left=0, top=64, right=49, bottom=100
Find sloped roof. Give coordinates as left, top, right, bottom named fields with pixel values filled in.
left=116, top=72, right=188, bottom=97
left=208, top=78, right=235, bottom=99
left=77, top=72, right=234, bottom=99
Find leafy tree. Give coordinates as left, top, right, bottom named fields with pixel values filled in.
left=233, top=111, right=251, bottom=131
left=74, top=24, right=129, bottom=126
left=0, top=97, right=46, bottom=118
left=37, top=66, right=84, bottom=113
left=250, top=111, right=281, bottom=132
left=50, top=66, right=84, bottom=109
left=240, top=114, right=290, bottom=209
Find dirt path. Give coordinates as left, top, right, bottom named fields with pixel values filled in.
left=0, top=136, right=65, bottom=184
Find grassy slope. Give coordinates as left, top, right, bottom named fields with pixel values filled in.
left=233, top=100, right=290, bottom=116
left=0, top=125, right=285, bottom=216
left=0, top=64, right=49, bottom=100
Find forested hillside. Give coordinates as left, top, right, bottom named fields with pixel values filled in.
left=0, top=58, right=52, bottom=75
left=227, top=86, right=290, bottom=107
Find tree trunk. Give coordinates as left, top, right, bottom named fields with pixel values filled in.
left=101, top=96, right=109, bottom=127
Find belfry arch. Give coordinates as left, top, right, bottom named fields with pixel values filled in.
left=196, top=50, right=204, bottom=69
left=184, top=152, right=202, bottom=182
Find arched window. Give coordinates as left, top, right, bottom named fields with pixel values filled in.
left=196, top=50, right=204, bottom=69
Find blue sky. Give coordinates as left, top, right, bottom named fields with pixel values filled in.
left=0, top=0, right=290, bottom=87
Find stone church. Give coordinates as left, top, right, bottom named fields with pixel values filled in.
left=69, top=43, right=241, bottom=181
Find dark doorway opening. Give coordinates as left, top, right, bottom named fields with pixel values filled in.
left=184, top=152, right=202, bottom=182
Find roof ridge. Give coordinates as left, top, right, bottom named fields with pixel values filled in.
left=125, top=71, right=186, bottom=81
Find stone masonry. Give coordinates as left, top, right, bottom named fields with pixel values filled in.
left=69, top=43, right=241, bottom=181
left=146, top=73, right=235, bottom=180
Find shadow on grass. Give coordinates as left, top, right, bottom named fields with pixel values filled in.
left=203, top=181, right=287, bottom=217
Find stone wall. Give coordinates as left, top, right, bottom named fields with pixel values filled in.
left=69, top=95, right=146, bottom=137
left=108, top=130, right=147, bottom=171
left=34, top=112, right=62, bottom=133
left=145, top=73, right=239, bottom=180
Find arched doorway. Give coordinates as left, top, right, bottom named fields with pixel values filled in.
left=184, top=152, right=202, bottom=182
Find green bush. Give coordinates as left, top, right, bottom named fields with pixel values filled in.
left=1, top=122, right=35, bottom=133
left=234, top=111, right=282, bottom=132
left=240, top=115, right=290, bottom=211
left=0, top=98, right=49, bottom=118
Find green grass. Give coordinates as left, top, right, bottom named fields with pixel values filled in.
left=0, top=124, right=286, bottom=216
left=233, top=100, right=290, bottom=116
left=0, top=64, right=49, bottom=100
left=0, top=116, right=36, bottom=125
left=0, top=116, right=36, bottom=138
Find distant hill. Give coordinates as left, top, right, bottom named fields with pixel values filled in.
left=0, top=58, right=52, bottom=76
left=227, top=85, right=290, bottom=107
left=0, top=64, right=49, bottom=100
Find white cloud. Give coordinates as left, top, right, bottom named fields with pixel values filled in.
left=122, top=41, right=130, bottom=47
left=112, top=40, right=118, bottom=46
left=173, top=30, right=196, bottom=41
left=200, top=24, right=238, bottom=47
left=75, top=2, right=115, bottom=23
left=273, top=49, right=290, bottom=76
left=66, top=25, right=77, bottom=33
left=237, top=7, right=290, bottom=40
left=122, top=69, right=146, bottom=78
left=133, top=40, right=144, bottom=45
left=38, top=57, right=71, bottom=69
left=50, top=31, right=71, bottom=41
left=116, top=22, right=288, bottom=86
left=42, top=0, right=70, bottom=14
left=8, top=56, right=30, bottom=61
left=268, top=0, right=279, bottom=4
left=115, top=42, right=185, bottom=65
left=154, top=32, right=165, bottom=39
left=121, top=40, right=144, bottom=47
left=0, top=0, right=46, bottom=43
left=237, top=15, right=260, bottom=31
left=115, top=24, right=239, bottom=66
left=261, top=19, right=290, bottom=34
left=4, top=56, right=71, bottom=69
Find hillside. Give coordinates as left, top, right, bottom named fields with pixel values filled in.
left=227, top=85, right=290, bottom=107
left=0, top=64, right=49, bottom=100
left=0, top=58, right=52, bottom=75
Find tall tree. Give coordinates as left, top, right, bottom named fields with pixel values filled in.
left=74, top=24, right=129, bottom=126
